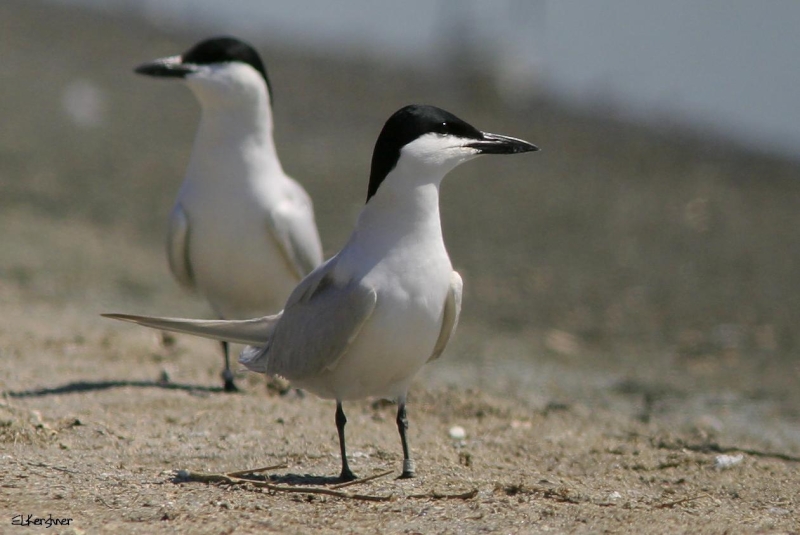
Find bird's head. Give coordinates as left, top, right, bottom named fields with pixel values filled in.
left=366, top=105, right=538, bottom=202
left=134, top=36, right=273, bottom=109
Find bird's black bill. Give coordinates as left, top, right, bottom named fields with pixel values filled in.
left=467, top=132, right=539, bottom=154
left=134, top=58, right=196, bottom=78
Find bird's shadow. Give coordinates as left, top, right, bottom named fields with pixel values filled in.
left=4, top=379, right=224, bottom=398
left=262, top=473, right=343, bottom=486
left=214, top=472, right=344, bottom=486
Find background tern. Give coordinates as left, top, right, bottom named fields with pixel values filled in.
left=134, top=37, right=324, bottom=392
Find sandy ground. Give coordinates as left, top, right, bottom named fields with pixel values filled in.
left=2, top=2, right=800, bottom=533
left=2, top=273, right=799, bottom=534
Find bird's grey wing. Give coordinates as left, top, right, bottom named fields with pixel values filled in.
left=427, top=271, right=463, bottom=362
left=239, top=261, right=377, bottom=380
left=102, top=313, right=280, bottom=345
left=265, top=185, right=324, bottom=281
left=166, top=203, right=195, bottom=289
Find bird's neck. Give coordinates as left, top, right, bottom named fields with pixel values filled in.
left=197, top=97, right=275, bottom=147
left=352, top=180, right=446, bottom=258
left=189, top=101, right=284, bottom=185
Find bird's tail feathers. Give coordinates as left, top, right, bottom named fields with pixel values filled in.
left=102, top=312, right=281, bottom=345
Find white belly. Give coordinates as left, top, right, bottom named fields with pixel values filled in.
left=184, top=201, right=298, bottom=319
left=296, top=262, right=452, bottom=401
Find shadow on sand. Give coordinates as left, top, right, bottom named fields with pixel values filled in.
left=4, top=379, right=225, bottom=398
left=175, top=471, right=346, bottom=486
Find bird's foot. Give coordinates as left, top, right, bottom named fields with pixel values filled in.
left=339, top=467, right=358, bottom=482
left=399, top=459, right=416, bottom=479
left=221, top=370, right=239, bottom=393
left=157, top=369, right=172, bottom=385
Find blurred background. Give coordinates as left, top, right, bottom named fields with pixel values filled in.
left=1, top=1, right=798, bottom=446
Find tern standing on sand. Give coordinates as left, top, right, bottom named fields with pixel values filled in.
left=134, top=37, right=323, bottom=391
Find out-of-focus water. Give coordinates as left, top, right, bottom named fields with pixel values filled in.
left=48, top=0, right=800, bottom=159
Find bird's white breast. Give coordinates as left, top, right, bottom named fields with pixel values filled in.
left=296, top=202, right=454, bottom=400
left=177, top=139, right=299, bottom=318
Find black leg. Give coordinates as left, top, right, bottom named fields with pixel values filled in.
left=336, top=402, right=357, bottom=481
left=396, top=401, right=415, bottom=478
left=220, top=340, right=238, bottom=392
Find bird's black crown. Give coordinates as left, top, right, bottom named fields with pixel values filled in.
left=182, top=37, right=273, bottom=101
left=367, top=105, right=484, bottom=201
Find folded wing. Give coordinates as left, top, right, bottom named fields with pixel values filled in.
left=239, top=259, right=377, bottom=380
left=427, top=271, right=463, bottom=362
left=265, top=183, right=324, bottom=281
left=166, top=203, right=195, bottom=290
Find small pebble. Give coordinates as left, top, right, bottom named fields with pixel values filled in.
left=714, top=454, right=743, bottom=470
left=449, top=425, right=466, bottom=440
